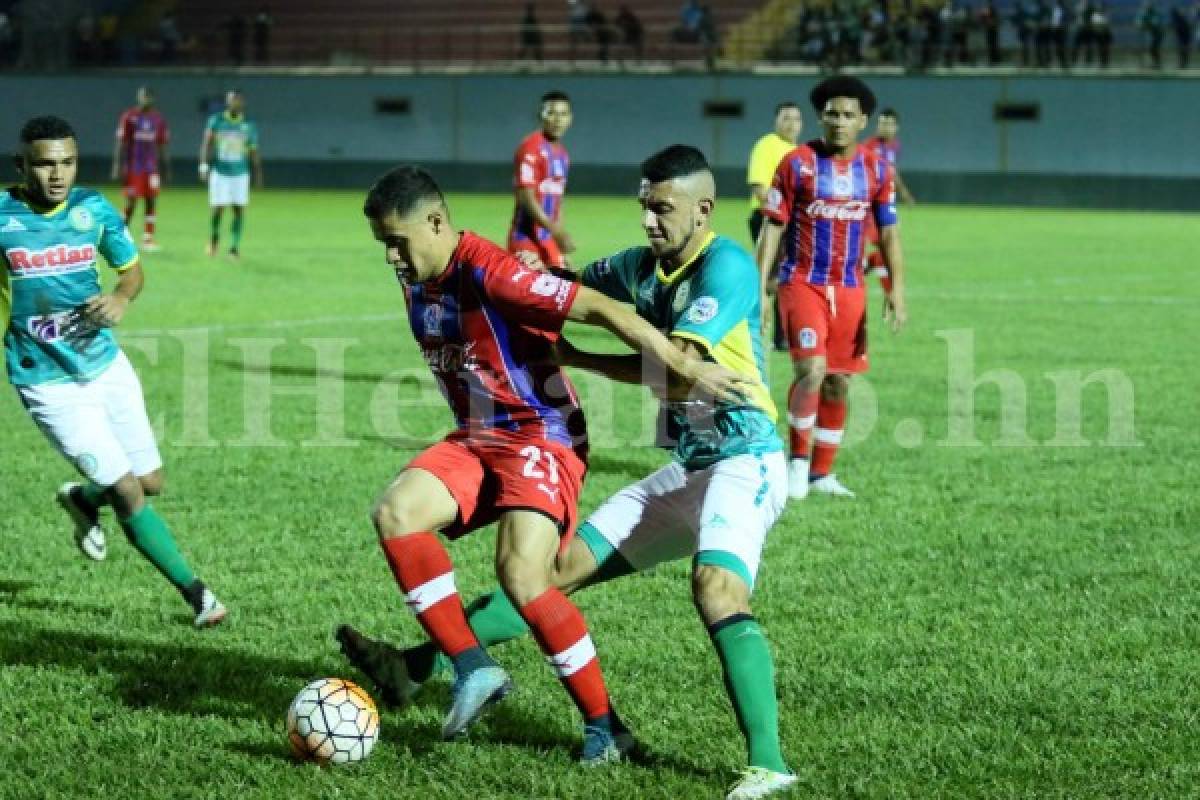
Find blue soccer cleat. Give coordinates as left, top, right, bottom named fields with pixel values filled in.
left=441, top=665, right=513, bottom=739
left=580, top=712, right=636, bottom=765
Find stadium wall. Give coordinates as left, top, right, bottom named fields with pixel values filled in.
left=1, top=73, right=1196, bottom=210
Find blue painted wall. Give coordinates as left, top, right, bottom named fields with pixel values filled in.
left=0, top=73, right=1195, bottom=181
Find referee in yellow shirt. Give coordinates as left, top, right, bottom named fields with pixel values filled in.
left=747, top=102, right=802, bottom=350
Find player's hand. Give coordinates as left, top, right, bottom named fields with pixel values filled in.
left=686, top=361, right=753, bottom=406
left=76, top=294, right=130, bottom=329
left=883, top=290, right=907, bottom=333
left=553, top=227, right=576, bottom=254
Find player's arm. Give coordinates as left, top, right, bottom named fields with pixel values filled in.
left=516, top=187, right=573, bottom=252
left=878, top=224, right=906, bottom=332
left=75, top=261, right=142, bottom=330
left=894, top=168, right=916, bottom=205
left=110, top=134, right=124, bottom=181
left=567, top=286, right=749, bottom=404
left=250, top=144, right=264, bottom=189
left=556, top=335, right=712, bottom=400
left=754, top=157, right=794, bottom=327
left=198, top=128, right=213, bottom=181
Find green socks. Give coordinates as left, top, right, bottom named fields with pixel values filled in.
left=209, top=211, right=221, bottom=244
left=231, top=213, right=244, bottom=249
left=118, top=504, right=198, bottom=591
left=404, top=589, right=530, bottom=682
left=709, top=614, right=788, bottom=774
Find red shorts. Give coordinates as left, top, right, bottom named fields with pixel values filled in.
left=778, top=281, right=868, bottom=374
left=507, top=235, right=565, bottom=270
left=407, top=431, right=586, bottom=546
left=123, top=173, right=161, bottom=199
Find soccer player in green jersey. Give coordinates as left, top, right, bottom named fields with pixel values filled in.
left=198, top=90, right=262, bottom=259
left=338, top=145, right=796, bottom=799
left=3, top=116, right=227, bottom=627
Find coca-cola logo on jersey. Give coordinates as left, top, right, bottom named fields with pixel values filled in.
left=805, top=200, right=870, bottom=221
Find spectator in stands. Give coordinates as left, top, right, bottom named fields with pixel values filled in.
left=225, top=13, right=247, bottom=66
left=1170, top=1, right=1193, bottom=66
left=698, top=3, right=719, bottom=68
left=938, top=0, right=955, bottom=66
left=979, top=0, right=1001, bottom=63
left=518, top=3, right=544, bottom=61
left=949, top=1, right=972, bottom=64
left=1012, top=0, right=1034, bottom=65
left=1138, top=0, right=1165, bottom=67
left=675, top=0, right=703, bottom=42
left=892, top=10, right=914, bottom=65
left=1034, top=0, right=1052, bottom=65
left=586, top=4, right=613, bottom=62
left=98, top=12, right=119, bottom=65
left=615, top=5, right=643, bottom=61
left=568, top=0, right=592, bottom=58
left=918, top=2, right=940, bottom=68
left=1091, top=2, right=1113, bottom=65
left=74, top=11, right=97, bottom=65
left=159, top=12, right=182, bottom=64
left=1050, top=0, right=1069, bottom=67
left=253, top=8, right=273, bottom=65
left=0, top=12, right=14, bottom=66
left=1071, top=0, right=1094, bottom=64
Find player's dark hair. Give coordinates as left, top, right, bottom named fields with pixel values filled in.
left=19, top=116, right=76, bottom=145
left=879, top=107, right=899, bottom=120
left=363, top=165, right=445, bottom=220
left=541, top=90, right=570, bottom=106
left=775, top=101, right=800, bottom=115
left=640, top=144, right=710, bottom=183
left=809, top=76, right=877, bottom=116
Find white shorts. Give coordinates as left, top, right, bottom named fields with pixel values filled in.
left=208, top=172, right=250, bottom=206
left=16, top=350, right=162, bottom=488
left=582, top=451, right=788, bottom=589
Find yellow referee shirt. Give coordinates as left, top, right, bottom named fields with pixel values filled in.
left=746, top=132, right=795, bottom=211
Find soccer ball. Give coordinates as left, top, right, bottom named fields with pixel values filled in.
left=286, top=678, right=380, bottom=765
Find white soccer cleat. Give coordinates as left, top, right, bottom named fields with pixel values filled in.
left=192, top=587, right=228, bottom=628
left=56, top=482, right=107, bottom=561
left=808, top=473, right=856, bottom=498
left=726, top=767, right=799, bottom=799
left=787, top=459, right=810, bottom=500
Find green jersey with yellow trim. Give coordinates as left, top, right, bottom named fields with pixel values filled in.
left=582, top=233, right=781, bottom=469
left=1, top=186, right=138, bottom=386
left=205, top=112, right=258, bottom=177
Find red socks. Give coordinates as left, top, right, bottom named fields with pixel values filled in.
left=380, top=532, right=479, bottom=658
left=520, top=588, right=611, bottom=721
left=811, top=396, right=847, bottom=477
left=787, top=381, right=819, bottom=459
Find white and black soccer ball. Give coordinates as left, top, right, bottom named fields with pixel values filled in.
left=286, top=678, right=380, bottom=765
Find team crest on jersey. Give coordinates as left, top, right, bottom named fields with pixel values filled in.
left=832, top=173, right=853, bottom=198
left=422, top=303, right=444, bottom=338
left=672, top=280, right=691, bottom=313
left=68, top=206, right=94, bottom=232
left=765, top=187, right=782, bottom=213
left=799, top=327, right=818, bottom=349
left=685, top=296, right=718, bottom=324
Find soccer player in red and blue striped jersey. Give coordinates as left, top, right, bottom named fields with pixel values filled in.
left=111, top=87, right=169, bottom=251
left=862, top=108, right=915, bottom=292
left=507, top=91, right=574, bottom=270
left=756, top=76, right=908, bottom=500
left=359, top=165, right=747, bottom=761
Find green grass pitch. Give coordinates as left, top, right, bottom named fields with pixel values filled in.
left=1, top=188, right=1197, bottom=799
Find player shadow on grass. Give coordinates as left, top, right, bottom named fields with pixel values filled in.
left=0, top=621, right=318, bottom=724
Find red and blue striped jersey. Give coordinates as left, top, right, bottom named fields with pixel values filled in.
left=509, top=131, right=569, bottom=244
left=403, top=231, right=585, bottom=450
left=115, top=108, right=169, bottom=176
left=762, top=140, right=897, bottom=288
left=864, top=135, right=901, bottom=167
